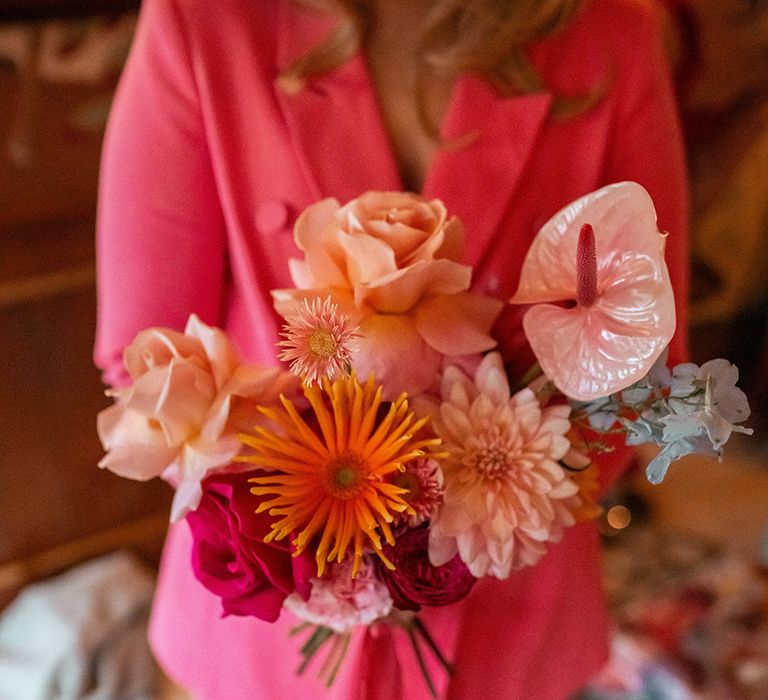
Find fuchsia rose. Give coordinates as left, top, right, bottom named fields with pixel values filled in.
left=379, top=526, right=476, bottom=612
left=97, top=314, right=298, bottom=521
left=188, top=471, right=314, bottom=621
left=272, top=192, right=502, bottom=397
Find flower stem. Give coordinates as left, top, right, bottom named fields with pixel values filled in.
left=407, top=625, right=438, bottom=698
left=319, top=631, right=351, bottom=687
left=413, top=616, right=454, bottom=674
left=297, top=626, right=335, bottom=675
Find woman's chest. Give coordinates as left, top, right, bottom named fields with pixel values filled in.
left=197, top=45, right=611, bottom=297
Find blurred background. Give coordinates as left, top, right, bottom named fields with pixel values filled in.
left=0, top=1, right=767, bottom=698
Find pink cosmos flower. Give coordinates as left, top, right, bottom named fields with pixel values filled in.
left=272, top=192, right=502, bottom=398
left=97, top=314, right=298, bottom=520
left=428, top=352, right=579, bottom=577
left=509, top=182, right=676, bottom=401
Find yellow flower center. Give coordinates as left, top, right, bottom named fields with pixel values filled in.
left=325, top=453, right=366, bottom=500
left=308, top=328, right=338, bottom=359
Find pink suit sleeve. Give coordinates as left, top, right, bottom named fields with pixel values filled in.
left=94, top=0, right=226, bottom=388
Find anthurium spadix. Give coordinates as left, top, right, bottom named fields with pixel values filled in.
left=509, top=182, right=676, bottom=401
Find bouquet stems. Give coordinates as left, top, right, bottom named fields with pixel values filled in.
left=290, top=613, right=453, bottom=697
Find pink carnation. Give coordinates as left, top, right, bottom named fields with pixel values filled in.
left=283, top=557, right=393, bottom=633
left=188, top=471, right=315, bottom=621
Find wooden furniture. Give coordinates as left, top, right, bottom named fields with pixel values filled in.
left=0, top=5, right=170, bottom=608
left=0, top=1, right=139, bottom=22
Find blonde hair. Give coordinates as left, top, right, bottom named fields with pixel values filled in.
left=284, top=0, right=591, bottom=129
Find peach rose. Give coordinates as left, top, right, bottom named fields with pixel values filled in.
left=97, top=314, right=298, bottom=521
left=273, top=192, right=502, bottom=397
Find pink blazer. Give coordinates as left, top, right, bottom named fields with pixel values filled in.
left=95, top=0, right=688, bottom=698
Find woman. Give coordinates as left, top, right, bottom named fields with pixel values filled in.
left=95, top=0, right=689, bottom=697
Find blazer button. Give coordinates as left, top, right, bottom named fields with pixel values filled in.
left=254, top=200, right=291, bottom=235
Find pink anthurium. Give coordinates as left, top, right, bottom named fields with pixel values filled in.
left=509, top=181, right=676, bottom=401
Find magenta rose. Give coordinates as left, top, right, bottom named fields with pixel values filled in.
left=379, top=525, right=476, bottom=612
left=187, top=470, right=314, bottom=621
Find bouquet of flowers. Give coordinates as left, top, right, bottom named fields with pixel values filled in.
left=96, top=182, right=752, bottom=695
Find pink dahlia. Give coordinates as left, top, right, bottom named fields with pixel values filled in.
left=428, top=352, right=579, bottom=577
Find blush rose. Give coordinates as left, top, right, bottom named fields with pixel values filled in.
left=97, top=314, right=298, bottom=520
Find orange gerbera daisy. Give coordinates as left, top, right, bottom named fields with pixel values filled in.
left=238, top=374, right=441, bottom=577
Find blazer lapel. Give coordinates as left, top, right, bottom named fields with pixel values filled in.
left=276, top=4, right=553, bottom=267
left=275, top=3, right=402, bottom=203
left=423, top=76, right=553, bottom=267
